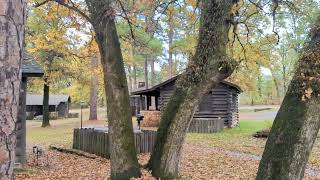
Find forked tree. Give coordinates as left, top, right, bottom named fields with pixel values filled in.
left=147, top=0, right=238, bottom=178
left=0, top=0, right=27, bottom=179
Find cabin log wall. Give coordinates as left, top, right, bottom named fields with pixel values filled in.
left=158, top=83, right=239, bottom=130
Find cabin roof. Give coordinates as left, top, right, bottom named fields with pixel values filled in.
left=26, top=94, right=70, bottom=106
left=131, top=75, right=242, bottom=95
left=22, top=52, right=44, bottom=77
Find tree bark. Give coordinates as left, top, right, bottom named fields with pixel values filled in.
left=148, top=1, right=236, bottom=178
left=256, top=16, right=320, bottom=180
left=89, top=54, right=98, bottom=120
left=0, top=0, right=26, bottom=179
left=42, top=79, right=50, bottom=127
left=85, top=0, right=140, bottom=179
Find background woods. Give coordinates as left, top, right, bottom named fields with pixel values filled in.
left=26, top=0, right=320, bottom=107
left=0, top=0, right=319, bottom=179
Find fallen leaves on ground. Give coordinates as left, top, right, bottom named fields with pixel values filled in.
left=15, top=142, right=318, bottom=179
left=15, top=150, right=110, bottom=180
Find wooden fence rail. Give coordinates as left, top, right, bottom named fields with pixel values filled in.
left=72, top=128, right=157, bottom=158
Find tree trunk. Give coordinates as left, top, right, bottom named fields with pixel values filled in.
left=42, top=79, right=50, bottom=127
left=127, top=65, right=133, bottom=93
left=0, top=0, right=26, bottom=178
left=86, top=1, right=140, bottom=179
left=144, top=9, right=156, bottom=86
left=133, top=65, right=137, bottom=90
left=257, top=72, right=262, bottom=98
left=148, top=1, right=236, bottom=178
left=89, top=55, right=98, bottom=120
left=150, top=59, right=155, bottom=86
left=281, top=47, right=287, bottom=94
left=144, top=58, right=148, bottom=89
left=256, top=16, right=320, bottom=180
left=270, top=71, right=281, bottom=103
left=168, top=8, right=174, bottom=78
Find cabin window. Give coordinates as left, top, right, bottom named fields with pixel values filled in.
left=198, top=93, right=212, bottom=112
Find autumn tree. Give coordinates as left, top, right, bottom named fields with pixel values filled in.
left=27, top=4, right=72, bottom=126
left=147, top=0, right=238, bottom=178
left=256, top=15, right=320, bottom=180
left=0, top=0, right=26, bottom=179
left=34, top=0, right=141, bottom=178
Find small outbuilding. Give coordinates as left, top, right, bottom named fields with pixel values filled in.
left=26, top=94, right=71, bottom=118
left=131, top=75, right=242, bottom=132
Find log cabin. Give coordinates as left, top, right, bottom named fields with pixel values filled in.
left=26, top=94, right=71, bottom=119
left=131, top=75, right=242, bottom=133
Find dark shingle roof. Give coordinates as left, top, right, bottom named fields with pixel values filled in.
left=22, top=52, right=44, bottom=77
left=131, top=75, right=242, bottom=95
left=26, top=94, right=70, bottom=106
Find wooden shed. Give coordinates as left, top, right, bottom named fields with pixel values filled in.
left=131, top=75, right=242, bottom=132
left=26, top=94, right=71, bottom=118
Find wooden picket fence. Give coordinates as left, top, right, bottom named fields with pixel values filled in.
left=72, top=128, right=157, bottom=158
left=188, top=119, right=224, bottom=133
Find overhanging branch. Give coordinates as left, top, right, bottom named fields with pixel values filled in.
left=34, top=0, right=93, bottom=24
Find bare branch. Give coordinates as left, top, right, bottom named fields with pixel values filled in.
left=116, top=0, right=135, bottom=40
left=247, top=0, right=264, bottom=11
left=34, top=0, right=93, bottom=24
left=34, top=0, right=51, bottom=7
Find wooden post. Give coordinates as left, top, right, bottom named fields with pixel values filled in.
left=145, top=95, right=149, bottom=110
left=155, top=96, right=159, bottom=110
left=16, top=77, right=27, bottom=166
left=139, top=95, right=143, bottom=111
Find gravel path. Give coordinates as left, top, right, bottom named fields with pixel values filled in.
left=223, top=149, right=320, bottom=178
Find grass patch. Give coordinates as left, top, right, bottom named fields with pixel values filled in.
left=187, top=120, right=273, bottom=141
left=27, top=125, right=74, bottom=148
left=186, top=120, right=273, bottom=155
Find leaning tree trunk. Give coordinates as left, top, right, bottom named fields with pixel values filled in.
left=89, top=55, right=98, bottom=120
left=42, top=79, right=50, bottom=127
left=86, top=0, right=140, bottom=179
left=0, top=0, right=26, bottom=179
left=100, top=17, right=141, bottom=180
left=256, top=16, right=320, bottom=180
left=44, top=0, right=140, bottom=178
left=147, top=0, right=237, bottom=178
